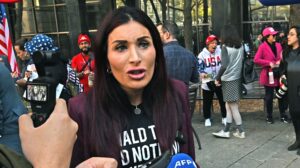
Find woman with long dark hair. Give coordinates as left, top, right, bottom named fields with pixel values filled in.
left=254, top=27, right=289, bottom=124
left=212, top=24, right=245, bottom=139
left=68, top=7, right=195, bottom=167
left=280, top=25, right=300, bottom=155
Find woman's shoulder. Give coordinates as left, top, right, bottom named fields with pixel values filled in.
left=275, top=42, right=283, bottom=49
left=68, top=92, right=88, bottom=118
left=170, top=79, right=186, bottom=90
left=69, top=92, right=87, bottom=103
left=257, top=42, right=269, bottom=51
left=169, top=79, right=189, bottom=98
left=260, top=41, right=268, bottom=47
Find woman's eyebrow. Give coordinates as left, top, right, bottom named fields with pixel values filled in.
left=112, top=40, right=127, bottom=44
left=111, top=36, right=151, bottom=44
left=137, top=36, right=151, bottom=41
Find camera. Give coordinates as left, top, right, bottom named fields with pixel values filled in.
left=26, top=50, right=67, bottom=127
left=275, top=78, right=287, bottom=99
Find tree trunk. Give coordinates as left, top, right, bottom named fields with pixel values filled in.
left=184, top=0, right=193, bottom=51
left=149, top=0, right=161, bottom=23
left=14, top=2, right=23, bottom=41
left=203, top=0, right=208, bottom=47
left=143, top=0, right=148, bottom=14
left=172, top=0, right=175, bottom=21
left=160, top=0, right=167, bottom=21
left=290, top=4, right=300, bottom=27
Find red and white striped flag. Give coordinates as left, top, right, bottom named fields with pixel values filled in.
left=0, top=3, right=19, bottom=73
left=0, top=1, right=20, bottom=3
left=0, top=1, right=19, bottom=3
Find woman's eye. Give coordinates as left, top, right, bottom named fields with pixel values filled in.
left=139, top=41, right=149, bottom=49
left=115, top=45, right=127, bottom=52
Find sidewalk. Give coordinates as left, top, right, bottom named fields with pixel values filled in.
left=192, top=110, right=300, bottom=168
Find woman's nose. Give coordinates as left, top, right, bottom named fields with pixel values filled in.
left=129, top=47, right=141, bottom=64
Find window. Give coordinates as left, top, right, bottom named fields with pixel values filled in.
left=242, top=0, right=289, bottom=46
left=13, top=0, right=70, bottom=57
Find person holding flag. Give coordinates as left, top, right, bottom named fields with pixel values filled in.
left=71, top=33, right=95, bottom=93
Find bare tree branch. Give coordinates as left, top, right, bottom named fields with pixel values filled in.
left=168, top=6, right=183, bottom=12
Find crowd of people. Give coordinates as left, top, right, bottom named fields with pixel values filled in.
left=0, top=5, right=300, bottom=168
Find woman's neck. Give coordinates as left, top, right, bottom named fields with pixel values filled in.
left=267, top=40, right=274, bottom=45
left=126, top=89, right=143, bottom=106
left=292, top=43, right=299, bottom=50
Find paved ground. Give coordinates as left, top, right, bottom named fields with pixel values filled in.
left=192, top=109, right=300, bottom=168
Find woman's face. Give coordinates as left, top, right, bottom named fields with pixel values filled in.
left=107, top=20, right=156, bottom=95
left=287, top=28, right=299, bottom=48
left=207, top=40, right=217, bottom=53
left=267, top=34, right=276, bottom=43
left=33, top=86, right=38, bottom=94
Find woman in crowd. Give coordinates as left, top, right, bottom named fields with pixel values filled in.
left=212, top=24, right=245, bottom=139
left=254, top=27, right=289, bottom=124
left=279, top=25, right=300, bottom=155
left=68, top=6, right=195, bottom=167
left=198, top=35, right=226, bottom=127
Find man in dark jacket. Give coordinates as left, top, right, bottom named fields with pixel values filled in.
left=0, top=55, right=11, bottom=72
left=156, top=21, right=199, bottom=85
left=0, top=63, right=27, bottom=154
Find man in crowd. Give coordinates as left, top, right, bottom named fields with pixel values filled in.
left=71, top=33, right=95, bottom=93
left=156, top=21, right=199, bottom=85
left=13, top=38, right=36, bottom=95
left=0, top=55, right=11, bottom=72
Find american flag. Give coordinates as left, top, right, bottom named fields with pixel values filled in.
left=0, top=4, right=19, bottom=73
left=0, top=1, right=19, bottom=3
left=66, top=64, right=83, bottom=94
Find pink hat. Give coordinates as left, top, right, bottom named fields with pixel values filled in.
left=205, top=35, right=218, bottom=45
left=262, top=27, right=278, bottom=37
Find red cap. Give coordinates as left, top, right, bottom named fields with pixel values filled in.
left=262, top=27, right=278, bottom=37
left=205, top=35, right=218, bottom=45
left=78, top=34, right=91, bottom=45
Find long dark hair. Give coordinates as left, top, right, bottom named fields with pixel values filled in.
left=262, top=34, right=270, bottom=42
left=84, top=6, right=182, bottom=162
left=282, top=25, right=300, bottom=58
left=220, top=24, right=242, bottom=48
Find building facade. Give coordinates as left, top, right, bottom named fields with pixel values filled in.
left=7, top=0, right=290, bottom=58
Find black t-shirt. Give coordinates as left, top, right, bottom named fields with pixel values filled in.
left=120, top=105, right=180, bottom=168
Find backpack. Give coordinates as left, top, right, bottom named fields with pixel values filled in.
left=242, top=43, right=258, bottom=84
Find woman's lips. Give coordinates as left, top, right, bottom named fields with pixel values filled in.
left=127, top=69, right=146, bottom=80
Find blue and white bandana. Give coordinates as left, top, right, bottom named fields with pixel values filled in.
left=24, top=34, right=59, bottom=55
